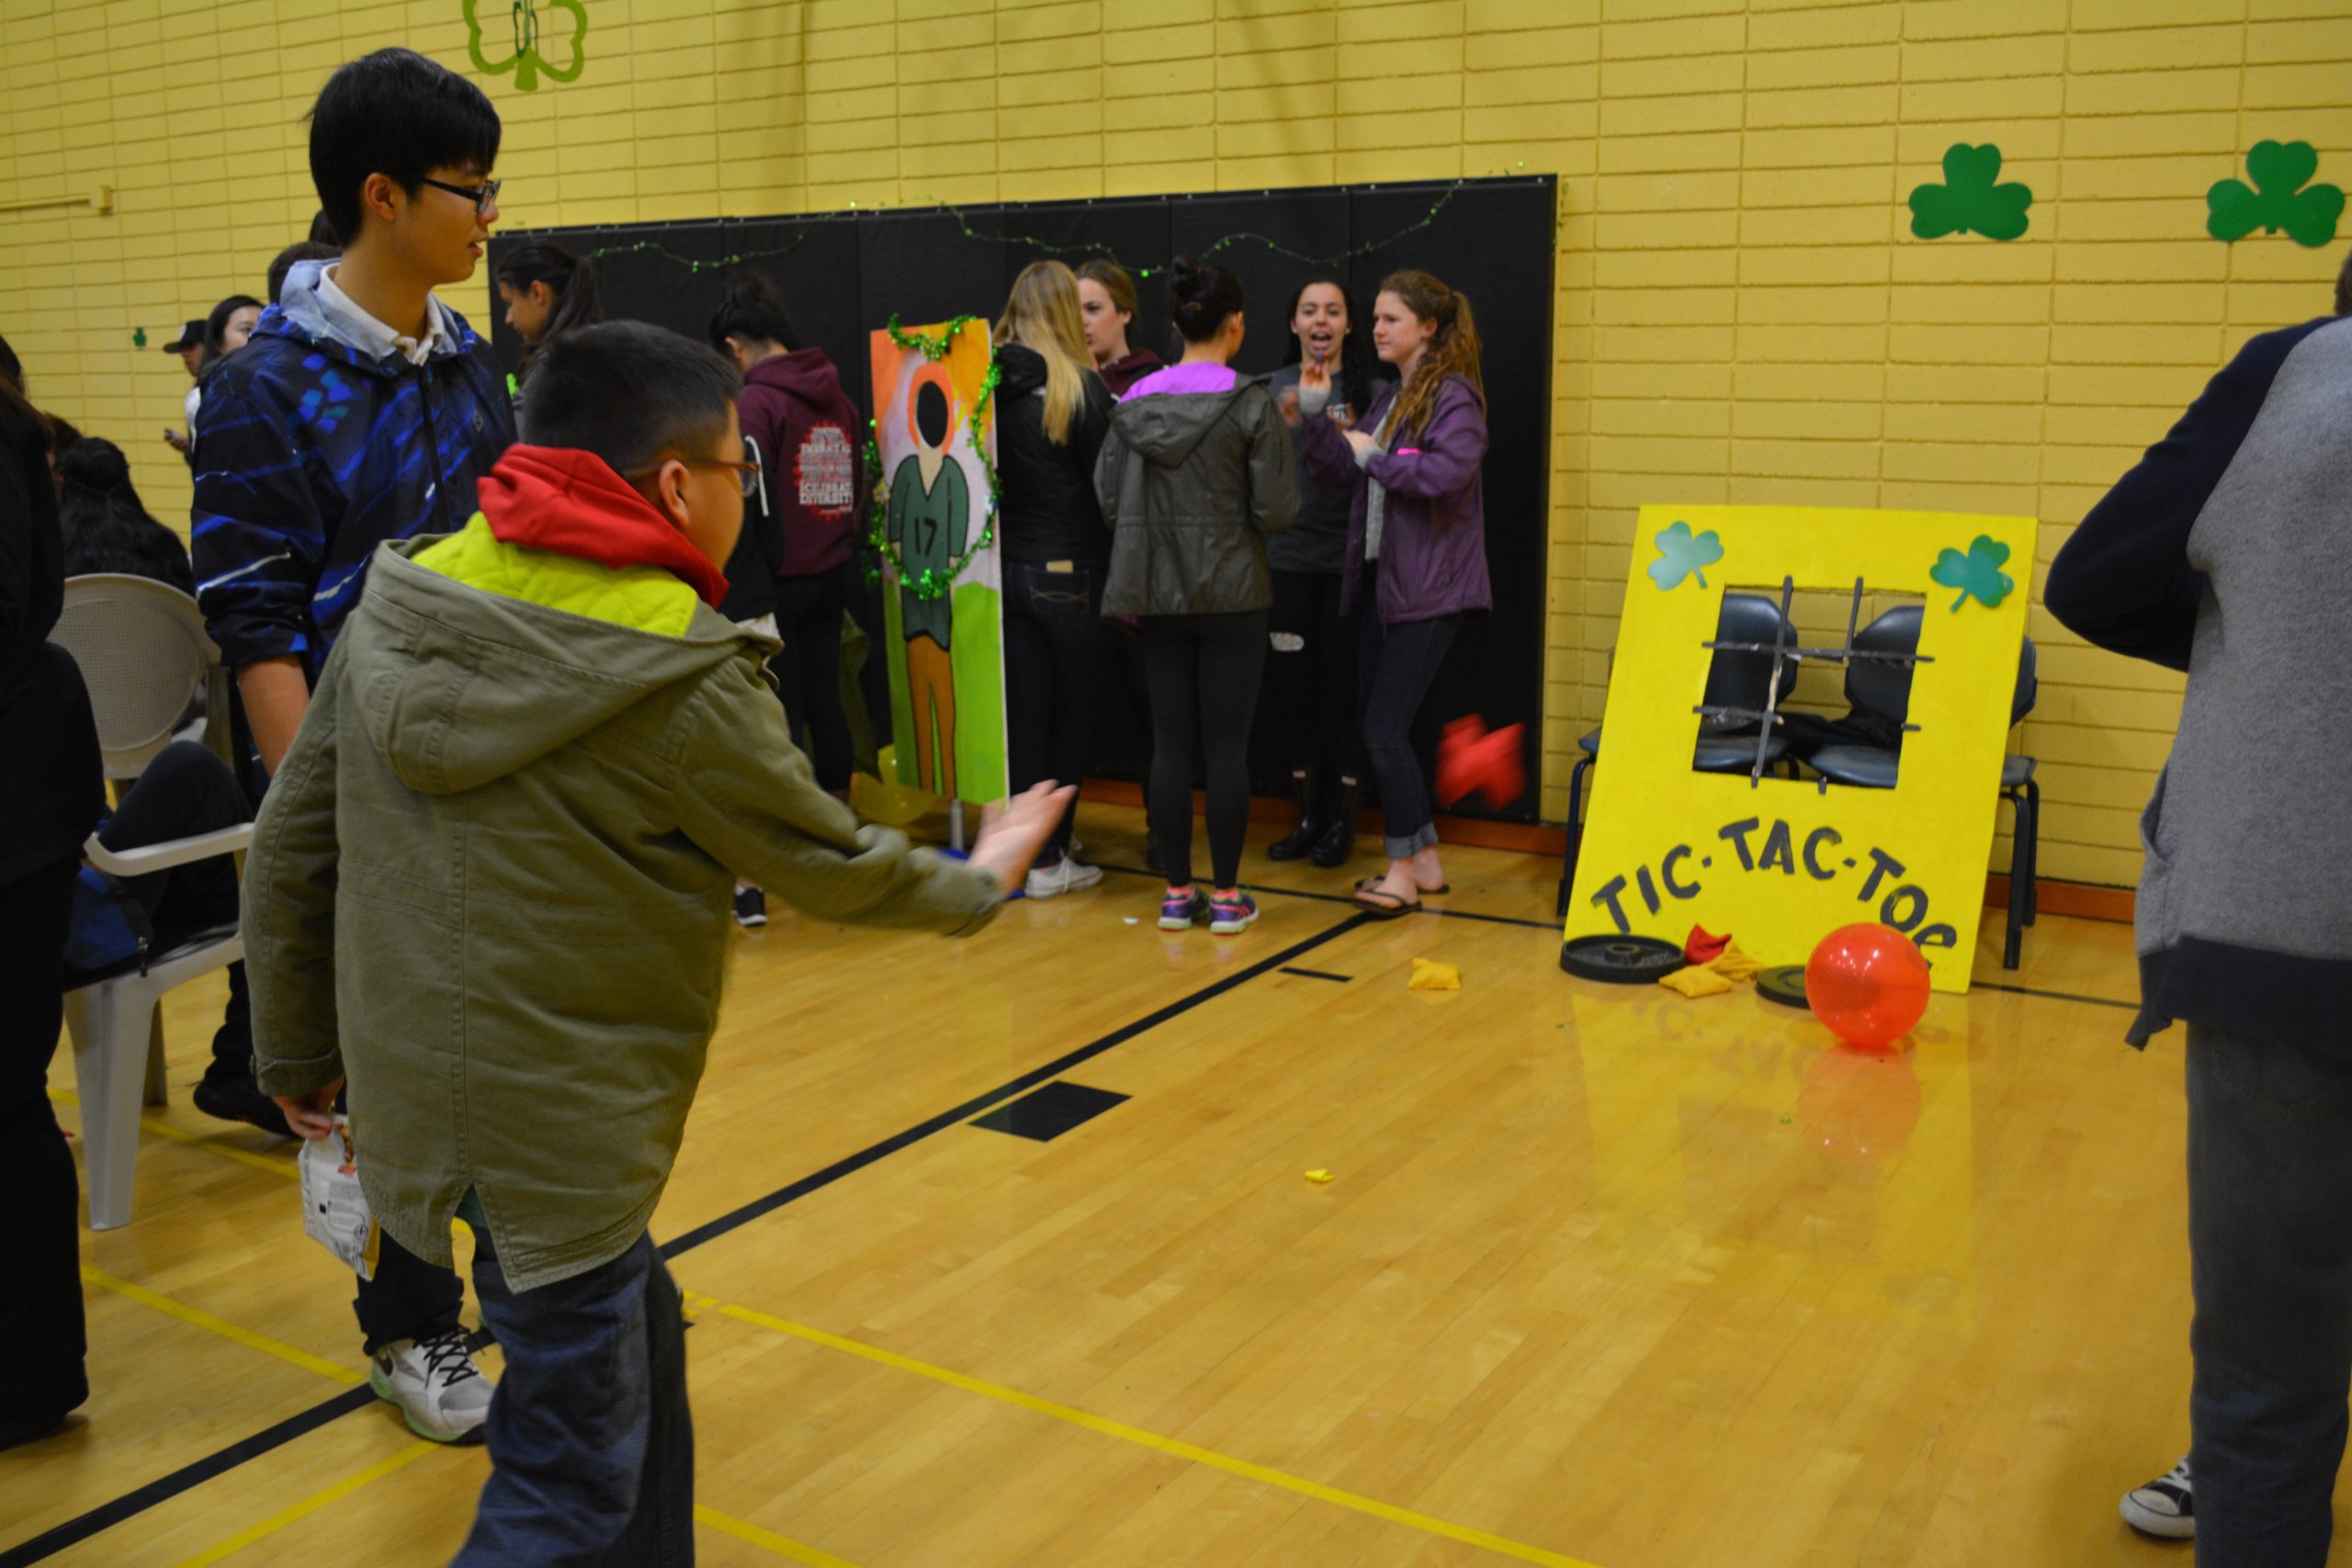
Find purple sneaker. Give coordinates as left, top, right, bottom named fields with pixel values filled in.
left=1159, top=887, right=1209, bottom=931
left=1208, top=890, right=1259, bottom=934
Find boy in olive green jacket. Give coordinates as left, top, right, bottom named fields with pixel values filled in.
left=244, top=321, right=1068, bottom=1565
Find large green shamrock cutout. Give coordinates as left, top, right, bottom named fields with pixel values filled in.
left=1649, top=520, right=1724, bottom=592
left=465, top=0, right=586, bottom=92
left=1908, top=144, right=2033, bottom=242
left=2208, top=141, right=2345, bottom=248
left=1930, top=535, right=2014, bottom=612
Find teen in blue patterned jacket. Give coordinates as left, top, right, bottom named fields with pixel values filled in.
left=187, top=45, right=514, bottom=1451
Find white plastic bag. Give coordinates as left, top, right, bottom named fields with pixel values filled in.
left=300, top=1114, right=379, bottom=1280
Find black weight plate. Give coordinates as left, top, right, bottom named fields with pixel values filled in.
left=1560, top=935, right=1686, bottom=984
left=1756, top=964, right=1809, bottom=1010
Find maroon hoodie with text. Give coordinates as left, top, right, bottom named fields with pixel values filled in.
left=739, top=348, right=866, bottom=585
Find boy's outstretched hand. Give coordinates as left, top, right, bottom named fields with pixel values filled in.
left=967, top=781, right=1078, bottom=896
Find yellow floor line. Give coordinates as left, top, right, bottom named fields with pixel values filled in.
left=170, top=1439, right=438, bottom=1567
left=82, top=1266, right=363, bottom=1387
left=709, top=1300, right=1603, bottom=1568
left=695, top=1505, right=868, bottom=1566
left=47, top=1086, right=300, bottom=1179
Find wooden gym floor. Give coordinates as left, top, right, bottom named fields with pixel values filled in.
left=1, top=800, right=2278, bottom=1566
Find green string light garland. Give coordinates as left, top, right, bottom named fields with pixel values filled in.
left=862, top=314, right=1002, bottom=601
left=568, top=173, right=1521, bottom=279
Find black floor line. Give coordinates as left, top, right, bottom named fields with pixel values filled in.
left=1091, top=861, right=1561, bottom=931
left=0, top=1386, right=378, bottom=1568
left=1278, top=967, right=1351, bottom=983
left=6, top=911, right=1374, bottom=1563
left=659, top=909, right=1374, bottom=1256
left=1971, top=979, right=2139, bottom=1011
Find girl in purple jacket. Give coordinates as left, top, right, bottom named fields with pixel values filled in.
left=1288, top=270, right=1490, bottom=918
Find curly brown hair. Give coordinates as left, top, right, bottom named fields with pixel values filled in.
left=1377, top=270, right=1484, bottom=446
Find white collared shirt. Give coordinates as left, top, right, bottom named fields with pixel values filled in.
left=314, top=263, right=457, bottom=366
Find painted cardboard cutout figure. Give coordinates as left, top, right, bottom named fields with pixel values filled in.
left=885, top=376, right=967, bottom=797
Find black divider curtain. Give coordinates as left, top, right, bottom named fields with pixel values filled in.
left=488, top=175, right=1554, bottom=822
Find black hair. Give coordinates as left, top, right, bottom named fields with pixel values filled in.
left=0, top=332, right=20, bottom=394
left=201, top=295, right=265, bottom=366
left=498, top=242, right=605, bottom=381
left=308, top=49, right=501, bottom=246
left=914, top=382, right=950, bottom=447
left=707, top=272, right=800, bottom=356
left=519, top=320, right=741, bottom=475
left=2337, top=246, right=2352, bottom=316
left=1166, top=255, right=1245, bottom=344
left=56, top=437, right=193, bottom=592
left=45, top=414, right=82, bottom=452
left=1277, top=275, right=1379, bottom=418
left=268, top=241, right=342, bottom=306
left=308, top=209, right=340, bottom=245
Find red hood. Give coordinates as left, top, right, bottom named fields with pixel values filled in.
left=745, top=347, right=842, bottom=405
left=477, top=446, right=729, bottom=609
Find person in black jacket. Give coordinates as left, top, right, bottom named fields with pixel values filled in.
left=0, top=347, right=105, bottom=1450
left=995, top=262, right=1118, bottom=896
left=56, top=437, right=194, bottom=591
left=1096, top=258, right=1297, bottom=935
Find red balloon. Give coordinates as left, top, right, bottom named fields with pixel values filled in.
left=1804, top=923, right=1932, bottom=1049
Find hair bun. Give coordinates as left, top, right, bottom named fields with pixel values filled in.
left=1167, top=255, right=1208, bottom=300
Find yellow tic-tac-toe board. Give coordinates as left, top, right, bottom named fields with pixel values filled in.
left=1565, top=503, right=2036, bottom=994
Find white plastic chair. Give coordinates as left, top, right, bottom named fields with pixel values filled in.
left=51, top=574, right=250, bottom=1229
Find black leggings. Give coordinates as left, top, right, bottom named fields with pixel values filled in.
left=770, top=565, right=854, bottom=792
left=1359, top=597, right=1461, bottom=860
left=1003, top=562, right=1114, bottom=863
left=1268, top=569, right=1361, bottom=779
left=1137, top=611, right=1267, bottom=890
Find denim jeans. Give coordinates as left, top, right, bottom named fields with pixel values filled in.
left=455, top=1230, right=695, bottom=1566
left=2188, top=1025, right=2352, bottom=1568
left=1357, top=600, right=1460, bottom=859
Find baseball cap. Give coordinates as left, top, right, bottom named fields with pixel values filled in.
left=164, top=319, right=206, bottom=352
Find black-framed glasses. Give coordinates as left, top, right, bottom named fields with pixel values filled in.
left=419, top=175, right=502, bottom=214
left=626, top=439, right=764, bottom=506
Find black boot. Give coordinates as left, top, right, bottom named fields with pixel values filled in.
left=1308, top=776, right=1361, bottom=868
left=1267, top=768, right=1323, bottom=861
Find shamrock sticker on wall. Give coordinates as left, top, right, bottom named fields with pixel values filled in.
left=465, top=0, right=586, bottom=92
left=1930, top=536, right=2014, bottom=612
left=2208, top=141, right=2345, bottom=249
left=1649, top=521, right=1724, bottom=592
left=1908, top=144, right=2033, bottom=242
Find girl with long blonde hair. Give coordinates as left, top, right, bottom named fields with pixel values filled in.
left=993, top=261, right=1122, bottom=895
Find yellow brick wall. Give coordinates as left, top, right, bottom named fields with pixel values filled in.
left=6, top=0, right=2350, bottom=887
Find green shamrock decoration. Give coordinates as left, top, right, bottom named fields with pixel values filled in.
left=1930, top=535, right=2014, bottom=612
left=2208, top=141, right=2345, bottom=248
left=131, top=326, right=146, bottom=348
left=1649, top=520, right=1724, bottom=592
left=465, top=0, right=586, bottom=92
left=1909, top=144, right=2033, bottom=242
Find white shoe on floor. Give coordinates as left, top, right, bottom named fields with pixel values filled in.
left=2120, top=1456, right=2193, bottom=1539
left=1024, top=857, right=1104, bottom=899
left=370, top=1326, right=492, bottom=1443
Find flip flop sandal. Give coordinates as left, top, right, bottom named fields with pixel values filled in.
left=1354, top=876, right=1452, bottom=897
left=1352, top=887, right=1422, bottom=919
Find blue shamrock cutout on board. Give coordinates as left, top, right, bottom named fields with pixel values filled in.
left=1649, top=520, right=1724, bottom=592
left=1930, top=535, right=2014, bottom=611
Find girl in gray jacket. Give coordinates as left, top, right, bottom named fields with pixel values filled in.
left=1095, top=257, right=1298, bottom=934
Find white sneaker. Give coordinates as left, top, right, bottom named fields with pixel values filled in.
left=370, top=1326, right=492, bottom=1443
left=1024, top=857, right=1104, bottom=898
left=2120, top=1456, right=2193, bottom=1539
